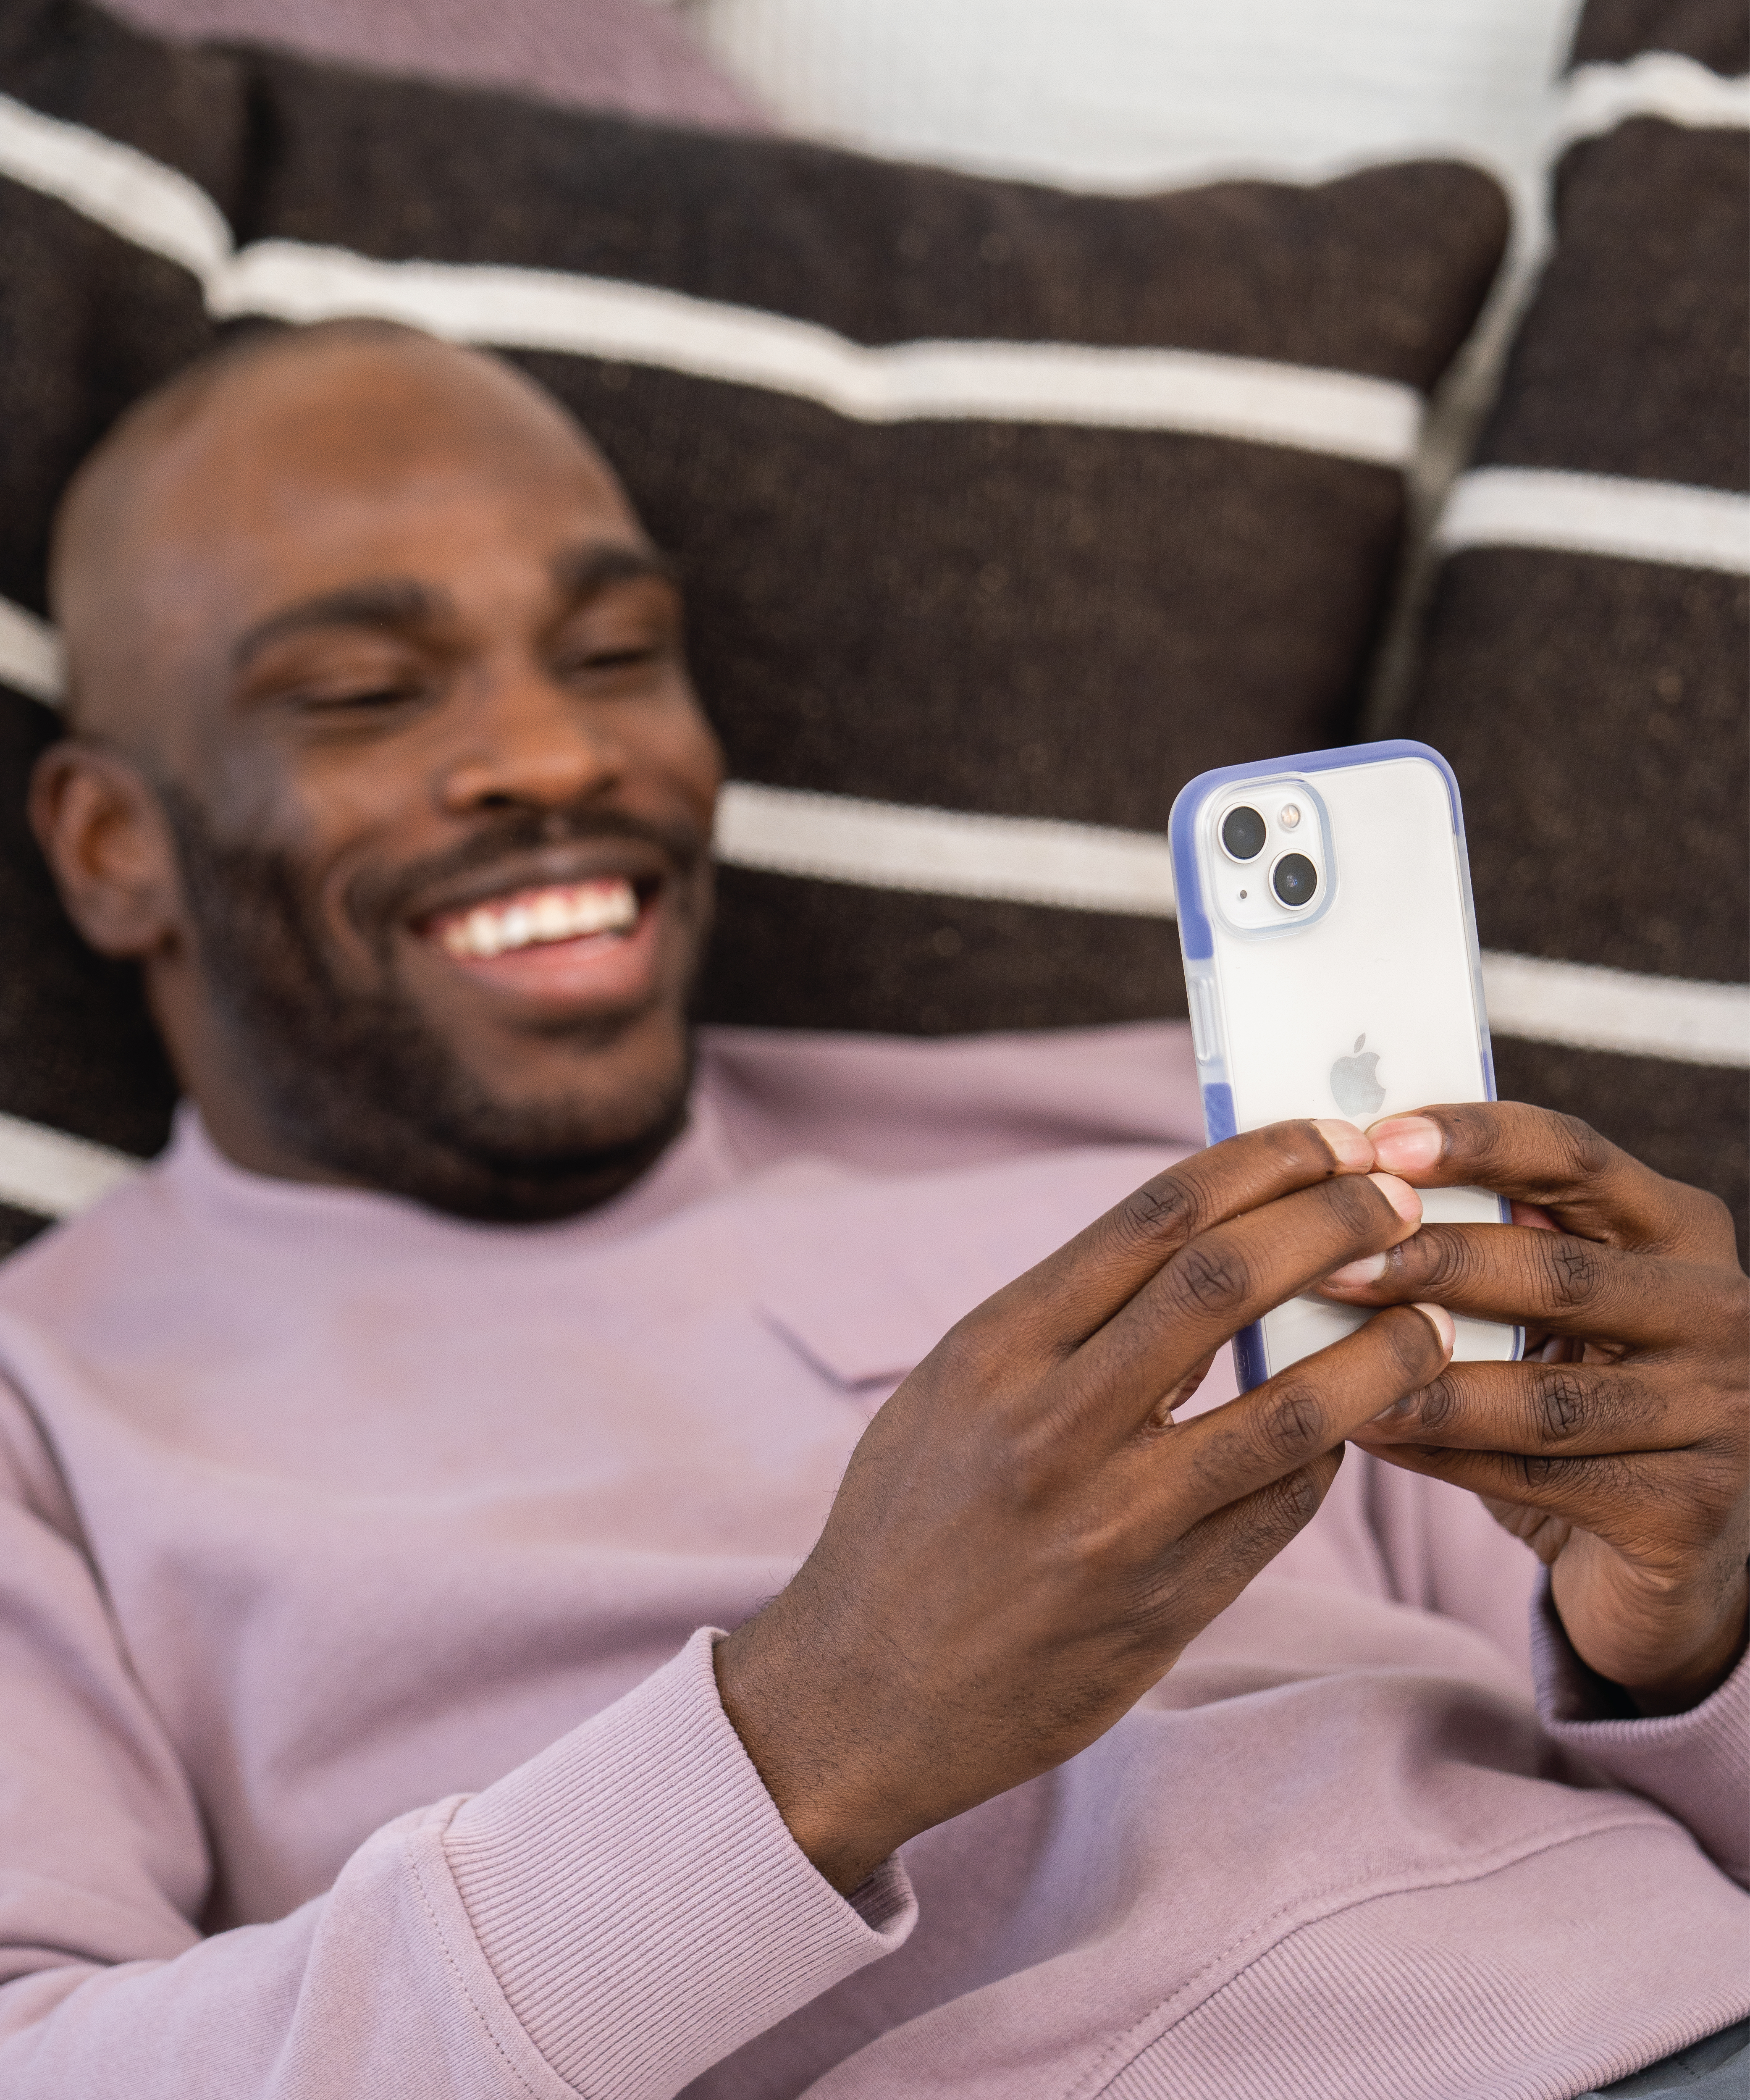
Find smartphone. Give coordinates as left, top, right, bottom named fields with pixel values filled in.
left=1168, top=738, right=1521, bottom=1387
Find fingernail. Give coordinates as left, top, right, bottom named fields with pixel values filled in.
left=1412, top=1302, right=1455, bottom=1354
left=1313, top=1118, right=1373, bottom=1171
left=1368, top=1171, right=1422, bottom=1224
left=1367, top=1116, right=1443, bottom=1177
left=1322, top=1252, right=1388, bottom=1289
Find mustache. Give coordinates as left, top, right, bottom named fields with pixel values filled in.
left=346, top=801, right=710, bottom=936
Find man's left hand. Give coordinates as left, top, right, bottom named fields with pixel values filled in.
left=1317, top=1102, right=1749, bottom=1715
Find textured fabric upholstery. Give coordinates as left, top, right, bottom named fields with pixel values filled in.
left=1406, top=0, right=1748, bottom=1245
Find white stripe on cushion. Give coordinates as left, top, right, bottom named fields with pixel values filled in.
left=0, top=597, right=63, bottom=704
left=1479, top=952, right=1750, bottom=1068
left=2, top=616, right=1744, bottom=1072
left=0, top=92, right=231, bottom=279
left=717, top=783, right=1750, bottom=1067
left=211, top=244, right=1422, bottom=460
left=1436, top=468, right=1750, bottom=576
left=1556, top=54, right=1750, bottom=150
left=0, top=94, right=1421, bottom=463
left=716, top=780, right=1179, bottom=915
left=0, top=1111, right=142, bottom=1219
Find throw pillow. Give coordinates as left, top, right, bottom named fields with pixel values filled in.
left=1405, top=0, right=1749, bottom=1249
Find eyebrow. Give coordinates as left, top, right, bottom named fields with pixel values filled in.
left=230, top=579, right=445, bottom=671
left=228, top=544, right=677, bottom=674
left=548, top=541, right=680, bottom=608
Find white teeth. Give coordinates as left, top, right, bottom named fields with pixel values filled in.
left=532, top=893, right=571, bottom=940
left=437, top=879, right=640, bottom=959
left=459, top=907, right=503, bottom=959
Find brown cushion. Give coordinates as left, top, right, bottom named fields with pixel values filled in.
left=1570, top=0, right=1748, bottom=71
left=0, top=0, right=1507, bottom=1246
left=1405, top=0, right=1748, bottom=1251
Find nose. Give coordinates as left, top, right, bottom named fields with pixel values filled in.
left=436, top=658, right=624, bottom=816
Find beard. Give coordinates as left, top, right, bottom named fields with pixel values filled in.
left=156, top=785, right=706, bottom=1223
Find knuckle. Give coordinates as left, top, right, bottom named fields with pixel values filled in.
left=992, top=1410, right=1068, bottom=1512
left=1681, top=1185, right=1737, bottom=1252
left=1254, top=1382, right=1329, bottom=1466
left=1406, top=1371, right=1460, bottom=1435
left=1376, top=1226, right=1465, bottom=1298
left=1263, top=1120, right=1332, bottom=1176
left=1118, top=1171, right=1203, bottom=1252
left=1534, top=1232, right=1602, bottom=1310
left=1549, top=1112, right=1614, bottom=1186
left=1060, top=1508, right=1133, bottom=1586
left=1530, top=1366, right=1592, bottom=1442
left=1320, top=1173, right=1388, bottom=1236
left=1509, top=1450, right=1563, bottom=1493
left=931, top=1313, right=1009, bottom=1394
left=1684, top=1447, right=1747, bottom=1523
left=1438, top=1101, right=1499, bottom=1167
left=1502, top=1447, right=1628, bottom=1502
left=1402, top=1441, right=1464, bottom=1478
left=1167, top=1238, right=1253, bottom=1318
left=1420, top=1230, right=1480, bottom=1294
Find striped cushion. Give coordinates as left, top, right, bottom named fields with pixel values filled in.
left=0, top=0, right=1510, bottom=1244
left=1406, top=0, right=1750, bottom=1249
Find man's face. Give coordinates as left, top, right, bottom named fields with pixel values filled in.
left=41, top=334, right=725, bottom=1218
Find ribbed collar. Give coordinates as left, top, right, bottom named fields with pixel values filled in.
left=156, top=1087, right=745, bottom=1267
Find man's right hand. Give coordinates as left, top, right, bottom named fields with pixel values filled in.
left=714, top=1118, right=1452, bottom=1894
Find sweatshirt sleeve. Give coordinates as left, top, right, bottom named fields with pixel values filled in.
left=1530, top=1579, right=1750, bottom=1887
left=0, top=1397, right=914, bottom=2100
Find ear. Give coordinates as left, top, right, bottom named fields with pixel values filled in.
left=28, top=740, right=185, bottom=960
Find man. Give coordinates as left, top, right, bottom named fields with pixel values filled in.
left=3, top=317, right=1745, bottom=2098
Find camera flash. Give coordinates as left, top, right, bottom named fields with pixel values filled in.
left=1278, top=803, right=1301, bottom=831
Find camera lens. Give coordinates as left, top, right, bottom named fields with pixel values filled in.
left=1271, top=852, right=1318, bottom=908
left=1220, top=806, right=1267, bottom=861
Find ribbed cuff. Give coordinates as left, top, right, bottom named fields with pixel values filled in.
left=1532, top=1580, right=1750, bottom=1884
left=441, top=1628, right=916, bottom=2098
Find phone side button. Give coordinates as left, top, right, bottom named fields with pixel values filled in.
left=1189, top=976, right=1220, bottom=1064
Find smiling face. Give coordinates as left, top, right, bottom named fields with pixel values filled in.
left=33, top=324, right=725, bottom=1219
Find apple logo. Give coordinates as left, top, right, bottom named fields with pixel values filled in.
left=1329, top=1034, right=1386, bottom=1118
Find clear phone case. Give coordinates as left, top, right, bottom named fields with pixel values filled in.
left=1169, top=738, right=1521, bottom=1388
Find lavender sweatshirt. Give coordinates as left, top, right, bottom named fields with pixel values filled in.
left=0, top=1023, right=1742, bottom=2100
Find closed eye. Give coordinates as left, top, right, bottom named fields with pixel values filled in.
left=568, top=646, right=656, bottom=672
left=552, top=640, right=666, bottom=684
left=307, top=686, right=422, bottom=708
left=292, top=680, right=433, bottom=715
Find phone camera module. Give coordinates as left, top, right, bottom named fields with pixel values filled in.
left=1220, top=806, right=1267, bottom=861
left=1271, top=852, right=1318, bottom=909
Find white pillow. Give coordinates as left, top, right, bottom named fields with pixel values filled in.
left=688, top=0, right=1581, bottom=228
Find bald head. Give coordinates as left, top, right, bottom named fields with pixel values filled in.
left=31, top=316, right=724, bottom=1220
left=50, top=320, right=632, bottom=753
